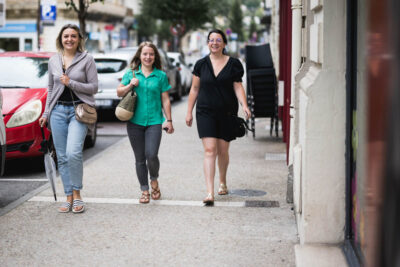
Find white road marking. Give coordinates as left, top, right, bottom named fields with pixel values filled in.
left=0, top=179, right=48, bottom=182
left=29, top=196, right=246, bottom=207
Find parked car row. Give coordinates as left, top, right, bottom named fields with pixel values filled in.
left=0, top=47, right=195, bottom=165
left=0, top=52, right=96, bottom=166
left=0, top=91, right=6, bottom=175
left=167, top=52, right=193, bottom=95
left=94, top=46, right=189, bottom=111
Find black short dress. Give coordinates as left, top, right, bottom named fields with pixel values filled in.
left=192, top=55, right=244, bottom=142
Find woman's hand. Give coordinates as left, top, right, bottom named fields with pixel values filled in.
left=243, top=106, right=251, bottom=120
left=60, top=74, right=70, bottom=86
left=129, top=78, right=139, bottom=87
left=163, top=121, right=174, bottom=134
left=38, top=117, right=47, bottom=127
left=185, top=112, right=193, bottom=127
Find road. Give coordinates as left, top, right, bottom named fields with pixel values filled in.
left=0, top=111, right=127, bottom=214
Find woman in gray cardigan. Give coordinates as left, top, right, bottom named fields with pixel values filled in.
left=39, top=24, right=98, bottom=213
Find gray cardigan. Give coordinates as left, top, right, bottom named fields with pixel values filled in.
left=42, top=51, right=98, bottom=122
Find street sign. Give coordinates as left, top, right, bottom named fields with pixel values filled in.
left=230, top=32, right=238, bottom=40
left=40, top=0, right=57, bottom=25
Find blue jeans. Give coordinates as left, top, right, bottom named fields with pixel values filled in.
left=50, top=104, right=88, bottom=196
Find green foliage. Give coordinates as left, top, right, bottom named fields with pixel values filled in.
left=141, top=0, right=210, bottom=36
left=229, top=0, right=244, bottom=41
left=64, top=0, right=104, bottom=14
left=242, top=0, right=262, bottom=13
left=64, top=0, right=104, bottom=37
left=136, top=13, right=157, bottom=42
left=249, top=15, right=257, bottom=41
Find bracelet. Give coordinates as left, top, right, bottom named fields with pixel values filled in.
left=167, top=120, right=172, bottom=122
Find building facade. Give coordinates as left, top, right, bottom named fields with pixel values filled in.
left=0, top=0, right=137, bottom=52
left=269, top=0, right=397, bottom=265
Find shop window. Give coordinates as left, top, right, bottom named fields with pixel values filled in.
left=0, top=38, right=19, bottom=51
left=24, top=39, right=33, bottom=51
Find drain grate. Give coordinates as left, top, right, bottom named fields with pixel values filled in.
left=229, top=189, right=267, bottom=197
left=245, top=200, right=280, bottom=208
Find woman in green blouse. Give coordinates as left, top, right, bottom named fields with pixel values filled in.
left=117, top=42, right=174, bottom=204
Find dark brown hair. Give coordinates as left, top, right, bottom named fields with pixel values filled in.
left=129, top=41, right=162, bottom=71
left=56, top=24, right=85, bottom=52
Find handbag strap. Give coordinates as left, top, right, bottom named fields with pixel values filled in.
left=61, top=54, right=78, bottom=110
left=129, top=69, right=136, bottom=96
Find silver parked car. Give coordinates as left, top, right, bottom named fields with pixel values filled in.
left=93, top=52, right=133, bottom=110
left=167, top=52, right=193, bottom=94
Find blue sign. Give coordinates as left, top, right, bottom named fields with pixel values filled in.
left=0, top=23, right=37, bottom=33
left=40, top=4, right=56, bottom=22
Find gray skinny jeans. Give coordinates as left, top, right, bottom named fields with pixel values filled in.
left=127, top=122, right=162, bottom=191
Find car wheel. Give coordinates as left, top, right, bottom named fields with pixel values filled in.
left=84, top=123, right=97, bottom=148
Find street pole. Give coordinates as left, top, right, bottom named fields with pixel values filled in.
left=37, top=0, right=41, bottom=51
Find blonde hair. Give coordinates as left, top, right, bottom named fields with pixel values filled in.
left=56, top=24, right=85, bottom=52
left=129, top=41, right=162, bottom=71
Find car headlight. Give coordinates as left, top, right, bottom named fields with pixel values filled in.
left=6, top=100, right=42, bottom=128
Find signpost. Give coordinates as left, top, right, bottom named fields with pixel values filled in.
left=0, top=0, right=5, bottom=28
left=40, top=0, right=57, bottom=25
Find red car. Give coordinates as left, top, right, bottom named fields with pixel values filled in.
left=0, top=52, right=97, bottom=160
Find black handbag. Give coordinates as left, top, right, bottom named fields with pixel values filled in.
left=229, top=114, right=252, bottom=138
left=218, top=92, right=253, bottom=138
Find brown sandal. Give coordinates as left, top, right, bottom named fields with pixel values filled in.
left=139, top=191, right=150, bottom=204
left=151, top=182, right=161, bottom=200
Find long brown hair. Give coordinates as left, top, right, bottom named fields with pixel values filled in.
left=129, top=41, right=162, bottom=71
left=56, top=24, right=85, bottom=52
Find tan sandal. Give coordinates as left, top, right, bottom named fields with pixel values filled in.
left=218, top=184, right=228, bottom=195
left=151, top=182, right=161, bottom=200
left=203, top=193, right=214, bottom=206
left=139, top=191, right=150, bottom=204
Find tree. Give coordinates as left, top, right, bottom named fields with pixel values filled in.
left=249, top=15, right=257, bottom=42
left=229, top=0, right=244, bottom=41
left=242, top=0, right=262, bottom=13
left=64, top=0, right=104, bottom=38
left=141, top=0, right=211, bottom=51
left=136, top=13, right=157, bottom=43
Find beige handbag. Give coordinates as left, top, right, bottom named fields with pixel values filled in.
left=115, top=72, right=137, bottom=121
left=69, top=89, right=97, bottom=124
left=63, top=54, right=97, bottom=125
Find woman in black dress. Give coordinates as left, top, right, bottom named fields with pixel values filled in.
left=186, top=29, right=251, bottom=205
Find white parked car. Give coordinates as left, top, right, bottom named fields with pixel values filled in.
left=167, top=52, right=193, bottom=94
left=93, top=52, right=133, bottom=110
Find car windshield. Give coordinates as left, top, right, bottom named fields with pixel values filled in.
left=95, top=59, right=127, bottom=73
left=0, top=57, right=49, bottom=88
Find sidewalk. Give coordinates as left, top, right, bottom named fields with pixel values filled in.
left=0, top=99, right=298, bottom=266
